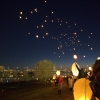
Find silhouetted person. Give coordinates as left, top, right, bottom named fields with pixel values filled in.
left=89, top=59, right=100, bottom=100
left=76, top=63, right=85, bottom=79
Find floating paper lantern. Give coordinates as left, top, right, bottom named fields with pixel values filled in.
left=56, top=71, right=60, bottom=76
left=89, top=67, right=92, bottom=70
left=73, top=78, right=92, bottom=100
left=71, top=62, right=79, bottom=76
left=73, top=55, right=77, bottom=59
left=97, top=57, right=100, bottom=60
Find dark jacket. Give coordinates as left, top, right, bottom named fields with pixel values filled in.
left=76, top=64, right=85, bottom=78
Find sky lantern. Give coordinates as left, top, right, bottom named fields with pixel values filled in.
left=97, top=57, right=100, bottom=60
left=25, top=17, right=27, bottom=19
left=45, top=20, right=47, bottom=22
left=71, top=62, right=79, bottom=76
left=90, top=48, right=92, bottom=50
left=83, top=55, right=85, bottom=58
left=37, top=26, right=39, bottom=28
left=53, top=75, right=56, bottom=79
left=36, top=35, right=38, bottom=38
left=73, top=78, right=92, bottom=100
left=45, top=0, right=47, bottom=3
left=19, top=16, right=22, bottom=19
left=51, top=11, right=54, bottom=14
left=46, top=32, right=48, bottom=35
left=34, top=8, right=37, bottom=12
left=20, top=12, right=22, bottom=14
left=31, top=11, right=33, bottom=13
left=74, top=23, right=76, bottom=25
left=88, top=67, right=92, bottom=71
left=56, top=70, right=60, bottom=76
left=73, top=55, right=77, bottom=59
left=41, top=25, right=44, bottom=28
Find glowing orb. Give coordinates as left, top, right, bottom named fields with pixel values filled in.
left=97, top=57, right=100, bottom=60
left=73, top=55, right=77, bottom=59
left=89, top=67, right=92, bottom=71
left=56, top=71, right=60, bottom=76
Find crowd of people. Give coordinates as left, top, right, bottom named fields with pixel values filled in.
left=53, top=58, right=100, bottom=100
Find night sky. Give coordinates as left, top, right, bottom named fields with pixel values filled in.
left=0, top=0, right=100, bottom=69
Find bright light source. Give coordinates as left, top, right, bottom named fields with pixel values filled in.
left=73, top=55, right=77, bottom=59
left=56, top=71, right=60, bottom=76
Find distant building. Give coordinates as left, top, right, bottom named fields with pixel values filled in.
left=0, top=66, right=5, bottom=70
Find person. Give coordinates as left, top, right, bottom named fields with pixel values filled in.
left=68, top=76, right=74, bottom=91
left=89, top=59, right=100, bottom=100
left=75, top=63, right=85, bottom=79
left=73, top=75, right=78, bottom=83
left=54, top=77, right=58, bottom=86
left=66, top=75, right=69, bottom=86
left=57, top=75, right=63, bottom=94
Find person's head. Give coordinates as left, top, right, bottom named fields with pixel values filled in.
left=92, top=59, right=100, bottom=81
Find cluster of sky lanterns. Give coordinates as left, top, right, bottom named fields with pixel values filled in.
left=18, top=0, right=94, bottom=59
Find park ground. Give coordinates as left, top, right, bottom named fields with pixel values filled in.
left=0, top=80, right=96, bottom=100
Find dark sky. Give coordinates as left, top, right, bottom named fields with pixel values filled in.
left=0, top=0, right=100, bottom=69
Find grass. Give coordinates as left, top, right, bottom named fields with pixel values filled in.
left=0, top=81, right=96, bottom=100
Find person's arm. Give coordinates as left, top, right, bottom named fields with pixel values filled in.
left=76, top=64, right=80, bottom=71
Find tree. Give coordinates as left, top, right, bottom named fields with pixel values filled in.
left=34, top=59, right=56, bottom=81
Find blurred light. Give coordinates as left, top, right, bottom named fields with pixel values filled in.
left=20, top=12, right=22, bottom=14
left=31, top=11, right=33, bottom=13
left=51, top=11, right=54, bottom=14
left=56, top=71, right=60, bottom=76
left=25, top=17, right=27, bottom=19
left=41, top=25, right=44, bottom=27
left=34, top=8, right=37, bottom=12
left=19, top=16, right=22, bottom=19
left=73, top=55, right=77, bottom=59
left=46, top=32, right=48, bottom=35
left=36, top=35, right=38, bottom=38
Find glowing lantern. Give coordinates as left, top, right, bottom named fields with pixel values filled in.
left=71, top=62, right=79, bottom=76
left=73, top=55, right=77, bottom=59
left=51, top=11, right=53, bottom=14
left=97, top=57, right=100, bottom=60
left=31, top=11, right=33, bottom=13
left=56, top=71, right=60, bottom=76
left=51, top=20, right=54, bottom=22
left=53, top=75, right=56, bottom=79
left=25, top=17, right=27, bottom=19
left=46, top=32, right=48, bottom=35
left=20, top=12, right=22, bottom=14
left=88, top=67, right=92, bottom=71
left=37, top=26, right=39, bottom=28
left=19, top=16, right=22, bottom=19
left=73, top=78, right=92, bottom=100
left=36, top=35, right=38, bottom=38
left=41, top=25, right=43, bottom=27
left=34, top=8, right=37, bottom=12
